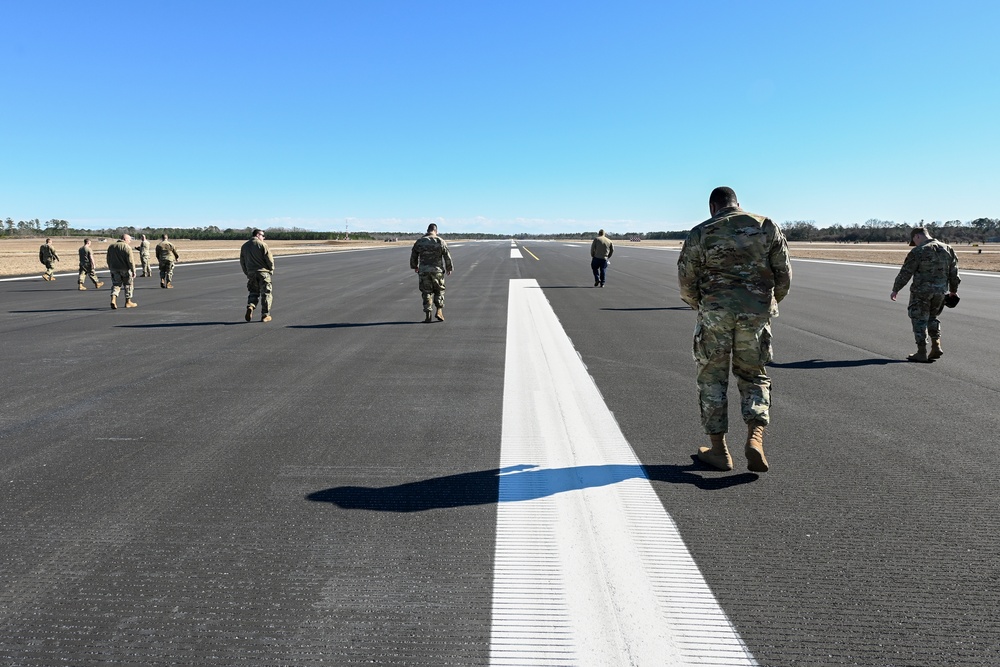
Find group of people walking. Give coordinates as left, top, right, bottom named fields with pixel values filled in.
left=34, top=191, right=962, bottom=476
left=37, top=230, right=276, bottom=321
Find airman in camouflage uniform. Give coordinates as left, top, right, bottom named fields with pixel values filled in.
left=39, top=238, right=60, bottom=281
left=890, top=227, right=960, bottom=362
left=77, top=238, right=105, bottom=290
left=409, top=223, right=453, bottom=323
left=155, top=234, right=179, bottom=288
left=135, top=234, right=152, bottom=277
left=240, top=229, right=275, bottom=323
left=106, top=233, right=137, bottom=309
left=677, top=187, right=791, bottom=473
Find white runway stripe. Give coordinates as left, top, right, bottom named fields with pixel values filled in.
left=490, top=279, right=757, bottom=666
left=511, top=248, right=524, bottom=258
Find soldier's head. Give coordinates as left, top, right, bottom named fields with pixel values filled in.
left=909, top=227, right=930, bottom=246
left=598, top=229, right=605, bottom=236
left=251, top=229, right=264, bottom=240
left=122, top=233, right=132, bottom=243
left=427, top=223, right=438, bottom=235
left=45, top=238, right=51, bottom=244
left=161, top=234, right=168, bottom=241
left=141, top=234, right=147, bottom=241
left=709, top=187, right=739, bottom=215
left=83, top=238, right=91, bottom=246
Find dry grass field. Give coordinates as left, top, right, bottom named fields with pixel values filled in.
left=0, top=237, right=402, bottom=278
left=3, top=237, right=998, bottom=278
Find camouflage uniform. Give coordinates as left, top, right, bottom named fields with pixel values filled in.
left=155, top=240, right=179, bottom=286
left=39, top=242, right=60, bottom=280
left=409, top=234, right=453, bottom=315
left=678, top=206, right=791, bottom=435
left=136, top=238, right=151, bottom=277
left=78, top=243, right=102, bottom=288
left=892, top=238, right=960, bottom=345
left=240, top=236, right=275, bottom=317
left=106, top=239, right=135, bottom=302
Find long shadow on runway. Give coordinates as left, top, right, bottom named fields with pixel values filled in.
left=287, top=321, right=419, bottom=329
left=10, top=307, right=107, bottom=313
left=306, top=461, right=756, bottom=512
left=116, top=322, right=242, bottom=327
left=768, top=358, right=907, bottom=369
left=601, top=307, right=691, bottom=311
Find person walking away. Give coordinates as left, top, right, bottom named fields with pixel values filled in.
left=39, top=238, right=60, bottom=281
left=240, top=229, right=275, bottom=322
left=409, top=223, right=453, bottom=322
left=136, top=234, right=152, bottom=277
left=590, top=229, right=614, bottom=287
left=77, top=238, right=105, bottom=290
left=106, top=234, right=137, bottom=309
left=890, top=227, right=960, bottom=362
left=677, top=186, right=791, bottom=473
left=155, top=234, right=179, bottom=288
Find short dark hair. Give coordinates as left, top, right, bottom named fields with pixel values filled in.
left=427, top=223, right=438, bottom=233
left=709, top=186, right=738, bottom=209
left=251, top=229, right=264, bottom=238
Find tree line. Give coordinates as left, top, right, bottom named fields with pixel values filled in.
left=4, top=216, right=999, bottom=244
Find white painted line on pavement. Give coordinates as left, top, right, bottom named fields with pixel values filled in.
left=511, top=249, right=523, bottom=259
left=490, top=278, right=757, bottom=667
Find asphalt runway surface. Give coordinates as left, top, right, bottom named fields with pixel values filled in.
left=1, top=242, right=998, bottom=666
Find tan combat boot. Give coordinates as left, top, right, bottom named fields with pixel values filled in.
left=96, top=281, right=104, bottom=288
left=245, top=304, right=255, bottom=322
left=42, top=274, right=50, bottom=281
left=907, top=343, right=929, bottom=363
left=697, top=433, right=733, bottom=471
left=745, top=421, right=769, bottom=473
left=125, top=300, right=138, bottom=308
left=261, top=313, right=272, bottom=323
left=110, top=294, right=118, bottom=309
left=928, top=338, right=943, bottom=360
left=423, top=311, right=433, bottom=323
left=435, top=307, right=445, bottom=322
left=166, top=282, right=174, bottom=289
left=78, top=284, right=87, bottom=290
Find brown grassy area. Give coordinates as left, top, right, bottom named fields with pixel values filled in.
left=5, top=237, right=998, bottom=277
left=629, top=240, right=1000, bottom=272
left=0, top=237, right=403, bottom=278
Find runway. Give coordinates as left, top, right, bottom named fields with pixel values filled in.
left=1, top=240, right=998, bottom=666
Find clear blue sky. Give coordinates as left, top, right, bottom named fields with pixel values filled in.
left=2, top=1, right=997, bottom=235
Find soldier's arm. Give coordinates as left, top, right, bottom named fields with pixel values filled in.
left=948, top=248, right=961, bottom=293
left=769, top=230, right=791, bottom=303
left=676, top=234, right=702, bottom=308
left=409, top=245, right=419, bottom=271
left=892, top=249, right=919, bottom=293
left=265, top=248, right=275, bottom=272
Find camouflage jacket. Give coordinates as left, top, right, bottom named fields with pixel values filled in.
left=155, top=241, right=179, bottom=262
left=591, top=235, right=614, bottom=259
left=136, top=239, right=150, bottom=258
left=240, top=238, right=275, bottom=275
left=106, top=241, right=134, bottom=271
left=78, top=245, right=95, bottom=271
left=410, top=234, right=453, bottom=274
left=39, top=243, right=59, bottom=264
left=892, top=238, right=960, bottom=296
left=677, top=206, right=791, bottom=316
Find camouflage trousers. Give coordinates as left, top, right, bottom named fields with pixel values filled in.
left=247, top=271, right=273, bottom=314
left=78, top=267, right=101, bottom=288
left=139, top=255, right=151, bottom=276
left=418, top=271, right=445, bottom=312
left=907, top=291, right=945, bottom=344
left=109, top=270, right=134, bottom=299
left=158, top=260, right=175, bottom=283
left=692, top=309, right=773, bottom=435
left=42, top=261, right=56, bottom=279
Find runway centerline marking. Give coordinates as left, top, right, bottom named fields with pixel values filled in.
left=490, top=278, right=757, bottom=666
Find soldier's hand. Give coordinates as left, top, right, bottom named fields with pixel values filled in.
left=890, top=291, right=898, bottom=301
